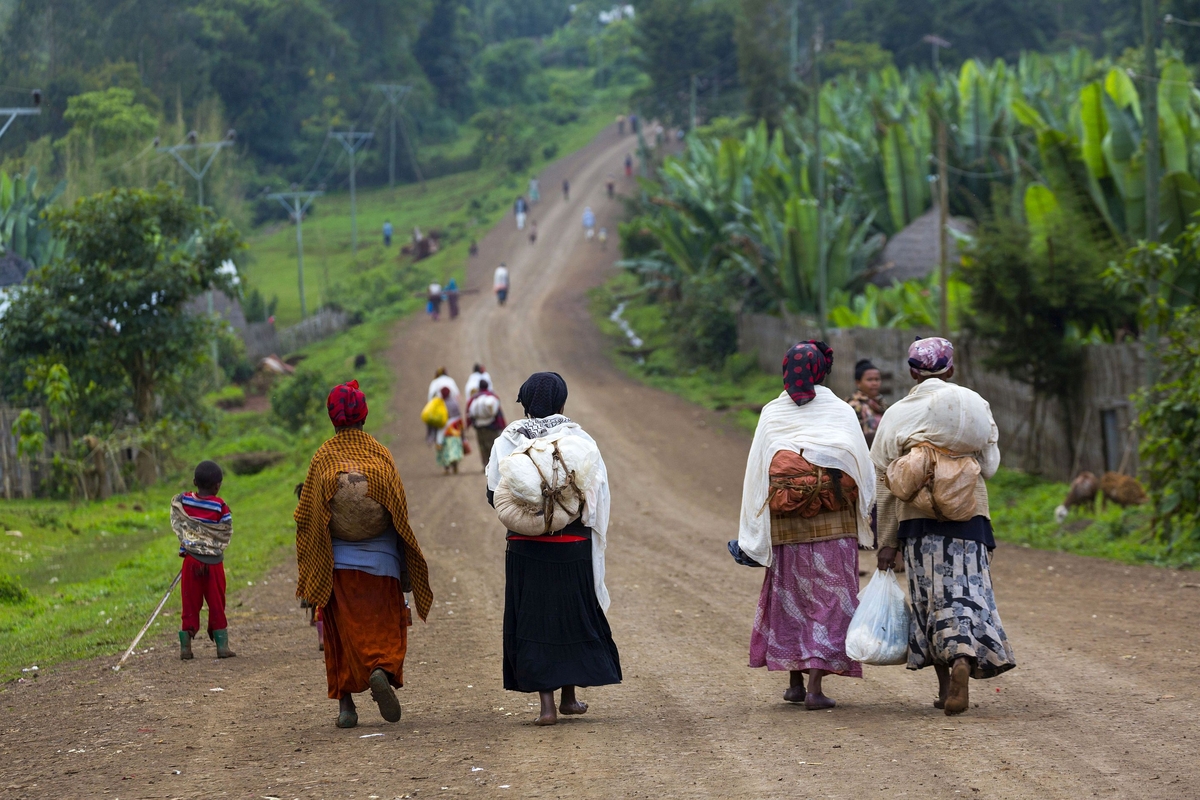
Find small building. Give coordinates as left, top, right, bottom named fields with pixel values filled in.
left=868, top=208, right=973, bottom=286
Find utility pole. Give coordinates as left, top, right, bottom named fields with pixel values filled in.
left=0, top=89, right=42, bottom=141
left=329, top=130, right=374, bottom=257
left=1144, top=0, right=1162, bottom=386
left=812, top=13, right=827, bottom=337
left=937, top=119, right=950, bottom=337
left=790, top=1, right=800, bottom=78
left=689, top=74, right=698, bottom=132
left=374, top=84, right=425, bottom=192
left=157, top=129, right=236, bottom=207
left=268, top=190, right=323, bottom=319
left=922, top=34, right=951, bottom=72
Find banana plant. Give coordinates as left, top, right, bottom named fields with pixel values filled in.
left=0, top=168, right=65, bottom=269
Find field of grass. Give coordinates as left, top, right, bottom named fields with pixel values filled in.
left=590, top=271, right=1196, bottom=570
left=243, top=87, right=629, bottom=327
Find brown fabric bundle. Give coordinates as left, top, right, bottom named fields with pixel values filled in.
left=766, top=451, right=859, bottom=518
left=884, top=442, right=980, bottom=522
left=329, top=472, right=391, bottom=542
left=294, top=428, right=432, bottom=620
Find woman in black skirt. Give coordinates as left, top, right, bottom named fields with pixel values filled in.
left=485, top=372, right=621, bottom=725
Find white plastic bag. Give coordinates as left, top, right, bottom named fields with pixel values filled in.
left=844, top=569, right=911, bottom=666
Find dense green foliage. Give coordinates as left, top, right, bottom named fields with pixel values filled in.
left=0, top=185, right=242, bottom=427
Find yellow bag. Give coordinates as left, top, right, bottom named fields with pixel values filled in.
left=421, top=396, right=448, bottom=428
left=885, top=443, right=980, bottom=522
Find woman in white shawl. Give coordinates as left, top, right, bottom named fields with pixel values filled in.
left=486, top=372, right=620, bottom=725
left=734, top=342, right=876, bottom=709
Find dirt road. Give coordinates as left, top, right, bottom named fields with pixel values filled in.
left=3, top=127, right=1200, bottom=800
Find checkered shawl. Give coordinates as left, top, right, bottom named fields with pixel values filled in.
left=294, top=428, right=432, bottom=620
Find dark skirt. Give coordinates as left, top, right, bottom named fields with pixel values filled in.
left=503, top=535, right=622, bottom=692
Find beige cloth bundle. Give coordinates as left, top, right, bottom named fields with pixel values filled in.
left=494, top=477, right=584, bottom=537
left=884, top=443, right=981, bottom=522
left=328, top=472, right=392, bottom=542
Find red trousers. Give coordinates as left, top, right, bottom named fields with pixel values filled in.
left=181, top=554, right=228, bottom=636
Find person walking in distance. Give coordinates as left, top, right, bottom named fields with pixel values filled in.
left=382, top=220, right=394, bottom=247
left=733, top=342, right=875, bottom=709
left=872, top=337, right=1015, bottom=716
left=466, top=379, right=507, bottom=471
left=617, top=114, right=626, bottom=136
left=529, top=177, right=540, bottom=205
left=514, top=196, right=528, bottom=230
left=465, top=364, right=493, bottom=401
left=493, top=263, right=510, bottom=306
left=529, top=220, right=538, bottom=246
left=172, top=460, right=237, bottom=660
left=598, top=227, right=608, bottom=250
left=582, top=206, right=596, bottom=241
left=445, top=278, right=460, bottom=320
left=427, top=281, right=443, bottom=321
left=562, top=178, right=570, bottom=201
left=624, top=153, right=633, bottom=177
left=606, top=175, right=616, bottom=199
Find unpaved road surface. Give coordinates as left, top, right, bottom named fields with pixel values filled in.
left=3, top=127, right=1200, bottom=800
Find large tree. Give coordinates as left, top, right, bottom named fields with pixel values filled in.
left=632, top=0, right=736, bottom=126
left=0, top=185, right=242, bottom=459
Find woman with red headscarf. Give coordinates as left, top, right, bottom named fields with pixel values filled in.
left=733, top=342, right=876, bottom=709
left=294, top=380, right=433, bottom=728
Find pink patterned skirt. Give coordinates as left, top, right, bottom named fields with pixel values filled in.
left=748, top=537, right=862, bottom=676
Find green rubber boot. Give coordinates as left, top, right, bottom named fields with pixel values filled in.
left=179, top=631, right=194, bottom=661
left=213, top=629, right=236, bottom=659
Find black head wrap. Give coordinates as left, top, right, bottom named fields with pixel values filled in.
left=854, top=358, right=878, bottom=382
left=517, top=372, right=568, bottom=418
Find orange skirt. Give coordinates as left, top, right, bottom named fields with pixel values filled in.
left=322, top=569, right=409, bottom=699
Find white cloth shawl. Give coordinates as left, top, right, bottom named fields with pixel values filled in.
left=464, top=370, right=493, bottom=400
left=487, top=415, right=613, bottom=612
left=738, top=387, right=877, bottom=567
left=869, top=378, right=1000, bottom=477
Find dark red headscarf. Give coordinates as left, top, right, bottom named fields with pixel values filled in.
left=782, top=341, right=833, bottom=407
left=327, top=379, right=368, bottom=428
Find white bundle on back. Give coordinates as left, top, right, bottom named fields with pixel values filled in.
left=895, top=381, right=992, bottom=453
left=469, top=393, right=501, bottom=427
left=499, top=429, right=600, bottom=504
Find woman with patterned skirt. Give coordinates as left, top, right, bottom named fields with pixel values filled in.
left=735, top=342, right=877, bottom=709
left=872, top=337, right=1016, bottom=716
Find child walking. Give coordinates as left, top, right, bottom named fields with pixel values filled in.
left=171, top=460, right=236, bottom=660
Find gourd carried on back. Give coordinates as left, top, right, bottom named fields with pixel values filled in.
left=329, top=472, right=392, bottom=541
left=883, top=382, right=992, bottom=522
left=494, top=431, right=600, bottom=536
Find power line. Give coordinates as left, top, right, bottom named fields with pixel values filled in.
left=328, top=130, right=373, bottom=257
left=267, top=190, right=323, bottom=319
left=156, top=130, right=236, bottom=207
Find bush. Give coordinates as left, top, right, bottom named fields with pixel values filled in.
left=217, top=325, right=254, bottom=384
left=0, top=574, right=30, bottom=604
left=541, top=143, right=559, bottom=160
left=270, top=368, right=328, bottom=432
left=207, top=385, right=246, bottom=409
left=1135, top=307, right=1200, bottom=552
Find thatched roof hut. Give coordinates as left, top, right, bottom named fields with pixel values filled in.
left=868, top=208, right=973, bottom=286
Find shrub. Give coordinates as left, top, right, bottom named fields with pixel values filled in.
left=541, top=143, right=559, bottom=160
left=208, top=385, right=247, bottom=409
left=1135, top=307, right=1200, bottom=552
left=0, top=574, right=30, bottom=604
left=270, top=368, right=328, bottom=432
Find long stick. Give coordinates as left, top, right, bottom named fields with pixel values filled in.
left=113, top=569, right=182, bottom=671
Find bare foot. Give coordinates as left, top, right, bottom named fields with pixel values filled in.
left=944, top=658, right=971, bottom=715
left=934, top=664, right=950, bottom=709
left=804, top=692, right=836, bottom=710
left=559, top=699, right=588, bottom=715
left=534, top=690, right=557, bottom=725
left=559, top=685, right=588, bottom=715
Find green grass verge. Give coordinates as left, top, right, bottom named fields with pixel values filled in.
left=590, top=271, right=1196, bottom=570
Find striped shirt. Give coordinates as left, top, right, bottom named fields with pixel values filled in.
left=180, top=492, right=232, bottom=525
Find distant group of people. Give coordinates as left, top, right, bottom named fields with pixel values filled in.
left=426, top=279, right=460, bottom=321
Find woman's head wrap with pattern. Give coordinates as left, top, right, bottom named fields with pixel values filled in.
left=782, top=341, right=833, bottom=407
left=517, top=372, right=568, bottom=418
left=327, top=379, right=368, bottom=428
left=908, top=336, right=954, bottom=377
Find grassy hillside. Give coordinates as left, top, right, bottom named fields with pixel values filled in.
left=243, top=91, right=626, bottom=327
